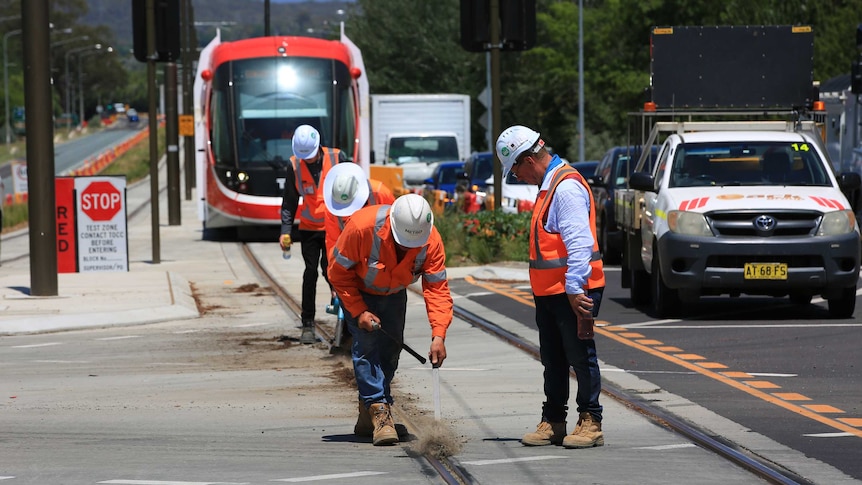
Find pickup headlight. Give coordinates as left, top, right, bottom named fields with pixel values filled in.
left=817, top=210, right=856, bottom=236
left=667, top=210, right=713, bottom=236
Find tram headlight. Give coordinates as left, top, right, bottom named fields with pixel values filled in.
left=237, top=171, right=249, bottom=193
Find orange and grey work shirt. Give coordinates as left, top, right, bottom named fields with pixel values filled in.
left=328, top=204, right=453, bottom=339
left=280, top=147, right=340, bottom=234
left=324, top=178, right=396, bottom=257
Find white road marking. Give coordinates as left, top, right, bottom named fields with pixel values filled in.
left=635, top=443, right=697, bottom=450
left=749, top=372, right=796, bottom=378
left=803, top=432, right=855, bottom=438
left=0, top=477, right=15, bottom=480
left=406, top=367, right=487, bottom=371
left=99, top=481, right=248, bottom=485
left=11, top=342, right=62, bottom=349
left=33, top=360, right=91, bottom=364
left=96, top=336, right=140, bottom=341
left=173, top=330, right=199, bottom=334
left=233, top=322, right=276, bottom=328
left=462, top=455, right=567, bottom=466
left=623, top=323, right=862, bottom=329
left=460, top=291, right=493, bottom=297
left=271, top=471, right=386, bottom=482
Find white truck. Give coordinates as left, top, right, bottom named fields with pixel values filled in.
left=371, top=94, right=471, bottom=187
left=616, top=25, right=862, bottom=318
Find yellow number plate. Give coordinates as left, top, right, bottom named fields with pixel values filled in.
left=743, top=263, right=788, bottom=280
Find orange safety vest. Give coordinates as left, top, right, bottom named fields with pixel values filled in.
left=328, top=204, right=453, bottom=339
left=529, top=163, right=605, bottom=296
left=291, top=147, right=340, bottom=231
left=324, top=178, right=395, bottom=256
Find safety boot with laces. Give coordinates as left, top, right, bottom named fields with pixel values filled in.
left=521, top=420, right=566, bottom=446
left=354, top=401, right=373, bottom=437
left=562, top=412, right=604, bottom=448
left=369, top=403, right=398, bottom=446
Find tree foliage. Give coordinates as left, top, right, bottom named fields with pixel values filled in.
left=345, top=0, right=862, bottom=160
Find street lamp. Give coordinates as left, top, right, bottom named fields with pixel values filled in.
left=64, top=43, right=101, bottom=131
left=3, top=28, right=21, bottom=145
left=77, top=47, right=113, bottom=127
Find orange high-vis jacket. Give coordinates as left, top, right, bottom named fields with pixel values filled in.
left=324, top=178, right=396, bottom=257
left=529, top=164, right=605, bottom=296
left=291, top=147, right=340, bottom=231
left=328, top=204, right=453, bottom=339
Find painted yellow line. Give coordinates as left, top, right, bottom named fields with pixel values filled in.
left=463, top=275, right=862, bottom=438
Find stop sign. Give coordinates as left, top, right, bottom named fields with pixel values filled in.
left=80, top=181, right=123, bottom=221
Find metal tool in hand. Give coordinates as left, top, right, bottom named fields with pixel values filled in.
left=373, top=320, right=427, bottom=365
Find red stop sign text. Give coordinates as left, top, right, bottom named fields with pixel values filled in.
left=81, top=181, right=122, bottom=221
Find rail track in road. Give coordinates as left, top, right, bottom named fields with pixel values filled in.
left=242, top=242, right=812, bottom=485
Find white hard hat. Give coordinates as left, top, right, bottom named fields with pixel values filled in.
left=495, top=125, right=541, bottom=175
left=389, top=193, right=434, bottom=248
left=292, top=124, right=320, bottom=160
left=323, top=162, right=370, bottom=217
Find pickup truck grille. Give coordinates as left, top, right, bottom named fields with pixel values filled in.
left=706, top=210, right=821, bottom=237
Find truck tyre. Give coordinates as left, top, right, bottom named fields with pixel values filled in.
left=651, top=249, right=679, bottom=318
left=827, top=287, right=856, bottom=318
left=630, top=268, right=650, bottom=306
left=600, top=219, right=619, bottom=265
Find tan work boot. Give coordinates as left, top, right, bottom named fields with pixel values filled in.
left=354, top=401, right=373, bottom=437
left=562, top=412, right=604, bottom=448
left=521, top=420, right=566, bottom=446
left=369, top=403, right=398, bottom=446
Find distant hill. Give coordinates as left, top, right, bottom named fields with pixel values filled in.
left=82, top=0, right=355, bottom=49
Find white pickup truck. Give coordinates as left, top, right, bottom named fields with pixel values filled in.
left=616, top=120, right=862, bottom=318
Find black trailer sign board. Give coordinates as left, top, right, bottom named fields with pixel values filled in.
left=650, top=25, right=815, bottom=109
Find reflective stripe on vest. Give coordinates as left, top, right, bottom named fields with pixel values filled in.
left=529, top=164, right=605, bottom=296
left=292, top=147, right=339, bottom=230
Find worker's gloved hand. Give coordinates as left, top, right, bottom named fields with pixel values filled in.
left=358, top=310, right=382, bottom=332
left=279, top=234, right=292, bottom=251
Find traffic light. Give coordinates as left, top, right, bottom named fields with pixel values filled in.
left=460, top=0, right=536, bottom=52
left=132, top=0, right=181, bottom=63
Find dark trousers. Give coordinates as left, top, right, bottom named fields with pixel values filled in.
left=299, top=229, right=329, bottom=324
left=533, top=287, right=604, bottom=423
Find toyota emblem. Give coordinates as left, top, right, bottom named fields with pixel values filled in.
left=754, top=215, right=776, bottom=231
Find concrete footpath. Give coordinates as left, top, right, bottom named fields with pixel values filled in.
left=1, top=181, right=852, bottom=484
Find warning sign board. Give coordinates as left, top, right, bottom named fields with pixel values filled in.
left=74, top=176, right=129, bottom=272
left=179, top=114, right=194, bottom=136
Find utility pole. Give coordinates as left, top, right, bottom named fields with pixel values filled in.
left=22, top=0, right=57, bottom=295
left=146, top=0, right=161, bottom=263
left=490, top=0, right=501, bottom=211
left=165, top=61, right=181, bottom=225
left=181, top=0, right=195, bottom=200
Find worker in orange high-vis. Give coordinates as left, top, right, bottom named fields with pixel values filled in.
left=322, top=161, right=396, bottom=258
left=496, top=125, right=606, bottom=450
left=328, top=193, right=453, bottom=447
left=322, top=162, right=395, bottom=349
left=279, top=124, right=345, bottom=345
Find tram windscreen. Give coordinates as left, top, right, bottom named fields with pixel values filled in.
left=210, top=56, right=355, bottom=168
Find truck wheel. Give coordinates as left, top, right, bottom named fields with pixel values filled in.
left=827, top=287, right=856, bottom=318
left=600, top=220, right=619, bottom=265
left=651, top=250, right=679, bottom=318
left=630, top=268, right=650, bottom=306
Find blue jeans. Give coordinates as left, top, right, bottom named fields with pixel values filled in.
left=533, top=287, right=604, bottom=423
left=345, top=290, right=408, bottom=406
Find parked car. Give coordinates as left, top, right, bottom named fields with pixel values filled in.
left=569, top=160, right=600, bottom=184
left=591, top=146, right=659, bottom=263
left=457, top=151, right=537, bottom=213
left=424, top=160, right=465, bottom=197
left=126, top=108, right=139, bottom=123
